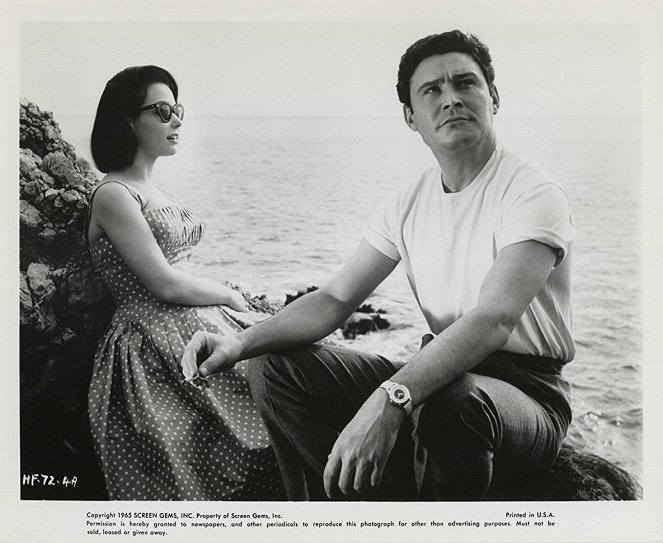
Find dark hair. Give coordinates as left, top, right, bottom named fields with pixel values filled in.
left=396, top=30, right=495, bottom=110
left=90, top=65, right=178, bottom=173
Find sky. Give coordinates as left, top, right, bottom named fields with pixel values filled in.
left=18, top=13, right=641, bottom=119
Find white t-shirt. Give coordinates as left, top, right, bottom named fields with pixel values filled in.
left=363, top=145, right=576, bottom=363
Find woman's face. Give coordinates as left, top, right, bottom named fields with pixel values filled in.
left=130, top=82, right=182, bottom=160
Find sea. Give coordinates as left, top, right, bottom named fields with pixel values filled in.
left=59, top=113, right=643, bottom=483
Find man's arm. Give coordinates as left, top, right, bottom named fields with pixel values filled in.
left=393, top=239, right=558, bottom=404
left=181, top=239, right=398, bottom=377
left=323, top=239, right=558, bottom=496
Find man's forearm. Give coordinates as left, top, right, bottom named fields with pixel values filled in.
left=392, top=307, right=513, bottom=407
left=237, top=288, right=356, bottom=360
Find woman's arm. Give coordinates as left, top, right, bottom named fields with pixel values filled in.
left=90, top=182, right=246, bottom=310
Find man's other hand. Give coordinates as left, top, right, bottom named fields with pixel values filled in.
left=323, top=389, right=405, bottom=498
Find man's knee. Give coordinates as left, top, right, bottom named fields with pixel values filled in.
left=417, top=373, right=498, bottom=450
left=248, top=347, right=316, bottom=409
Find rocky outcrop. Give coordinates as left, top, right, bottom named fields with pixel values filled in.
left=20, top=99, right=114, bottom=389
left=489, top=445, right=641, bottom=501
left=20, top=99, right=112, bottom=499
left=18, top=99, right=641, bottom=501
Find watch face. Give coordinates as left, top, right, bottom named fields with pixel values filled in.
left=391, top=384, right=410, bottom=405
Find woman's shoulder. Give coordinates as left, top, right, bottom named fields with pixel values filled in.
left=91, top=176, right=148, bottom=209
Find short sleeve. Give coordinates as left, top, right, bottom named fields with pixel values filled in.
left=362, top=193, right=401, bottom=262
left=499, top=182, right=575, bottom=268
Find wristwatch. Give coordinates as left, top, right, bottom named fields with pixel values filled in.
left=379, top=380, right=413, bottom=416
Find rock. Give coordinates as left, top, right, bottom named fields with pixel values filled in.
left=341, top=312, right=390, bottom=339
left=356, top=303, right=387, bottom=315
left=284, top=285, right=319, bottom=305
left=20, top=98, right=78, bottom=159
left=489, top=444, right=642, bottom=501
left=19, top=99, right=114, bottom=384
left=247, top=294, right=284, bottom=315
left=43, top=151, right=88, bottom=187
left=20, top=200, right=42, bottom=229
left=26, top=262, right=56, bottom=302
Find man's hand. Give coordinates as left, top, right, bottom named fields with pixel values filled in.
left=323, top=388, right=405, bottom=498
left=181, top=331, right=243, bottom=379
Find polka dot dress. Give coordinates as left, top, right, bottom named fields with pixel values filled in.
left=87, top=182, right=285, bottom=501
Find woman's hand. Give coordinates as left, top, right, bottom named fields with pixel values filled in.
left=224, top=308, right=270, bottom=328
left=223, top=287, right=248, bottom=312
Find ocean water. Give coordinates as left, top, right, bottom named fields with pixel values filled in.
left=60, top=113, right=642, bottom=482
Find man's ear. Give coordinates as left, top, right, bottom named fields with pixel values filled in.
left=490, top=85, right=500, bottom=114
left=403, top=104, right=417, bottom=132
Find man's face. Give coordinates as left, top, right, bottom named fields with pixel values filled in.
left=404, top=52, right=498, bottom=157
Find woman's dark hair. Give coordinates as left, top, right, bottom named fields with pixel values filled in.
left=396, top=30, right=495, bottom=110
left=90, top=65, right=178, bottom=173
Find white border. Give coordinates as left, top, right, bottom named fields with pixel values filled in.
left=3, top=1, right=662, bottom=542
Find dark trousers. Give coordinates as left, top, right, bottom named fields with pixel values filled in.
left=248, top=342, right=571, bottom=501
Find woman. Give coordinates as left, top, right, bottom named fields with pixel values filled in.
left=86, top=65, right=284, bottom=500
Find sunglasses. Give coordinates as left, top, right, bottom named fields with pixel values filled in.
left=134, top=101, right=184, bottom=123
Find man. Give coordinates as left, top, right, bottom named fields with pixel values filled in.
left=182, top=30, right=575, bottom=500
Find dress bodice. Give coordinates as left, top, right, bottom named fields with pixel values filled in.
left=89, top=204, right=205, bottom=307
